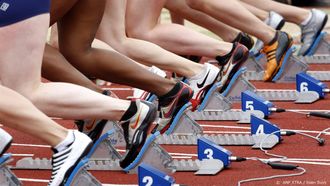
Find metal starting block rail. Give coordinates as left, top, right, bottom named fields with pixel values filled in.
left=223, top=68, right=324, bottom=103
left=14, top=116, right=281, bottom=172
left=0, top=154, right=21, bottom=186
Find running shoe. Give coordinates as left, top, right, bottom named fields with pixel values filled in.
left=119, top=100, right=157, bottom=169
left=152, top=82, right=193, bottom=134
left=263, top=31, right=293, bottom=81
left=232, top=32, right=255, bottom=50
left=217, top=43, right=249, bottom=93
left=75, top=119, right=108, bottom=143
left=48, top=130, right=92, bottom=186
left=0, top=128, right=12, bottom=157
left=252, top=11, right=285, bottom=55
left=188, top=63, right=220, bottom=110
left=299, top=9, right=328, bottom=56
left=75, top=90, right=113, bottom=143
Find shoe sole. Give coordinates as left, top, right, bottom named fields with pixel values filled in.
left=302, top=14, right=328, bottom=56
left=160, top=87, right=194, bottom=134
left=120, top=102, right=157, bottom=169
left=268, top=36, right=294, bottom=81
left=0, top=139, right=12, bottom=157
left=220, top=49, right=249, bottom=93
left=61, top=141, right=93, bottom=186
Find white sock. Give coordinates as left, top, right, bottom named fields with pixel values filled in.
left=54, top=130, right=75, bottom=152
left=301, top=11, right=312, bottom=26
left=188, top=64, right=208, bottom=81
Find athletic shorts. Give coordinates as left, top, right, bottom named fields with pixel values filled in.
left=0, top=0, right=50, bottom=27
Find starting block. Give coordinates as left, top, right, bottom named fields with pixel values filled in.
left=156, top=103, right=280, bottom=149
left=65, top=158, right=102, bottom=186
left=14, top=123, right=175, bottom=174
left=138, top=163, right=175, bottom=186
left=250, top=115, right=281, bottom=149
left=223, top=67, right=322, bottom=103
left=0, top=154, right=21, bottom=186
left=188, top=68, right=265, bottom=123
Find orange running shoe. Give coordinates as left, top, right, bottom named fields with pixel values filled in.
left=263, top=31, right=293, bottom=81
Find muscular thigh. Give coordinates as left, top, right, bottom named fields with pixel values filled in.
left=58, top=0, right=106, bottom=53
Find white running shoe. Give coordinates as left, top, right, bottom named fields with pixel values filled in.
left=48, top=130, right=92, bottom=186
left=299, top=9, right=328, bottom=56
left=187, top=63, right=220, bottom=109
left=0, top=128, right=12, bottom=156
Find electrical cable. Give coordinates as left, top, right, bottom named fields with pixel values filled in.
left=237, top=167, right=306, bottom=186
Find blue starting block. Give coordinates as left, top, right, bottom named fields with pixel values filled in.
left=250, top=115, right=281, bottom=148
left=242, top=90, right=274, bottom=118
left=138, top=163, right=175, bottom=186
left=296, top=72, right=329, bottom=99
left=198, top=138, right=232, bottom=168
left=0, top=154, right=21, bottom=186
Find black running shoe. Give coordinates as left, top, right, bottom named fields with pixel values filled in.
left=119, top=100, right=157, bottom=169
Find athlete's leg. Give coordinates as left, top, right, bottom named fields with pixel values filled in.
left=0, top=2, right=93, bottom=185
left=96, top=0, right=203, bottom=78
left=58, top=0, right=177, bottom=97
left=169, top=11, right=184, bottom=25
left=185, top=0, right=276, bottom=44
left=126, top=0, right=233, bottom=57
left=239, top=1, right=268, bottom=21
left=241, top=0, right=309, bottom=24
left=0, top=85, right=67, bottom=147
left=165, top=0, right=239, bottom=42
left=42, top=44, right=104, bottom=93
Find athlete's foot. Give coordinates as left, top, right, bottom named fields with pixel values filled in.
left=0, top=128, right=12, bottom=156
left=152, top=82, right=193, bottom=134
left=252, top=11, right=285, bottom=55
left=216, top=43, right=249, bottom=93
left=48, top=130, right=92, bottom=186
left=263, top=31, right=293, bottom=81
left=232, top=32, right=255, bottom=50
left=119, top=100, right=157, bottom=169
left=188, top=63, right=220, bottom=110
left=299, top=9, right=328, bottom=56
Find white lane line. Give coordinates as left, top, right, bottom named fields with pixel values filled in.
left=200, top=124, right=250, bottom=129
left=12, top=154, right=34, bottom=157
left=19, top=178, right=49, bottom=183
left=12, top=143, right=50, bottom=148
left=204, top=131, right=250, bottom=134
left=281, top=160, right=330, bottom=166
left=288, top=158, right=330, bottom=162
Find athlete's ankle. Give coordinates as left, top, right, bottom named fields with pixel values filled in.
left=53, top=130, right=74, bottom=152
left=216, top=42, right=237, bottom=65
left=158, top=82, right=181, bottom=106
left=120, top=101, right=138, bottom=122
